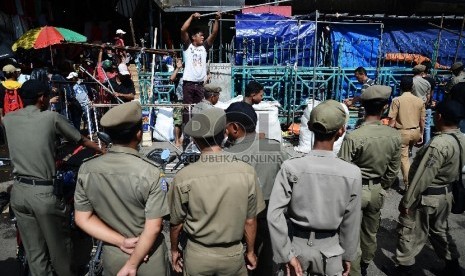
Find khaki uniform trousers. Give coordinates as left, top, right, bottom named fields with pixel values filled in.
left=399, top=128, right=421, bottom=188
left=350, top=182, right=386, bottom=276
left=183, top=239, right=247, bottom=276
left=102, top=237, right=167, bottom=276
left=395, top=191, right=460, bottom=266
left=281, top=233, right=344, bottom=276
left=10, top=181, right=75, bottom=276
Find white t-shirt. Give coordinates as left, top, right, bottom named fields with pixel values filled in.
left=182, top=42, right=210, bottom=82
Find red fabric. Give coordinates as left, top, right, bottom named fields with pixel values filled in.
left=34, top=26, right=63, bottom=49
left=3, top=88, right=24, bottom=115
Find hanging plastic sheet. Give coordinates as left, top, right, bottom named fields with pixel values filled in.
left=235, top=13, right=316, bottom=66
left=331, top=24, right=381, bottom=68
left=382, top=25, right=465, bottom=68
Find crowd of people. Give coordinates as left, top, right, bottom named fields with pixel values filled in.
left=1, top=12, right=465, bottom=276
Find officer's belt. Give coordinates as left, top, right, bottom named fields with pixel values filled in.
left=187, top=236, right=241, bottom=248
left=396, top=126, right=419, bottom=130
left=422, top=185, right=450, bottom=196
left=362, top=177, right=381, bottom=185
left=184, top=80, right=204, bottom=85
left=291, top=223, right=336, bottom=240
left=16, top=177, right=54, bottom=186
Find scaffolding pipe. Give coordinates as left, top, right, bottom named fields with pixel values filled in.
left=454, top=15, right=465, bottom=63
left=199, top=0, right=292, bottom=17
left=431, top=14, right=445, bottom=77
left=311, top=10, right=319, bottom=147
left=376, top=23, right=384, bottom=83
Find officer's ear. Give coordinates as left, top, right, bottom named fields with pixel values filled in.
left=335, top=126, right=346, bottom=141
left=136, top=129, right=143, bottom=143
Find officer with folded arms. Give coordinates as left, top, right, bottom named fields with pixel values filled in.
left=3, top=79, right=102, bottom=276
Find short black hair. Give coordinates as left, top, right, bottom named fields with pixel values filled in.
left=400, top=76, right=413, bottom=92
left=194, top=131, right=225, bottom=148
left=435, top=100, right=464, bottom=126
left=189, top=28, right=204, bottom=39
left=354, top=67, right=367, bottom=75
left=362, top=99, right=388, bottom=115
left=421, top=61, right=432, bottom=74
left=452, top=66, right=464, bottom=75
left=105, top=120, right=142, bottom=144
left=19, top=79, right=50, bottom=106
left=313, top=131, right=338, bottom=141
left=245, top=81, right=264, bottom=97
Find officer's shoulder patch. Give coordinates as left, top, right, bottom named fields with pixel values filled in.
left=425, top=153, right=438, bottom=168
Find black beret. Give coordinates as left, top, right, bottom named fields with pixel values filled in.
left=435, top=100, right=465, bottom=123
left=225, top=102, right=258, bottom=131
left=19, top=79, right=49, bottom=99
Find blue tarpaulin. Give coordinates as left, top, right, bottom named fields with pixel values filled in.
left=331, top=24, right=381, bottom=67
left=235, top=13, right=465, bottom=68
left=235, top=13, right=316, bottom=66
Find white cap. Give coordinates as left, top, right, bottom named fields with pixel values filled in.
left=118, top=63, right=130, bottom=75
left=66, top=72, right=78, bottom=79
left=116, top=29, right=126, bottom=35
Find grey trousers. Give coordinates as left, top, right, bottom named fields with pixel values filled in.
left=10, top=181, right=75, bottom=276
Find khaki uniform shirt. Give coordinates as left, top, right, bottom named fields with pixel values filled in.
left=3, top=105, right=82, bottom=180
left=191, top=99, right=214, bottom=114
left=401, top=129, right=465, bottom=209
left=388, top=92, right=426, bottom=129
left=267, top=150, right=362, bottom=263
left=224, top=133, right=289, bottom=200
left=75, top=145, right=169, bottom=237
left=338, top=121, right=401, bottom=188
left=413, top=75, right=431, bottom=103
left=169, top=152, right=265, bottom=246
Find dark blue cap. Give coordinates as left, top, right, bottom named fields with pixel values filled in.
left=435, top=100, right=465, bottom=124
left=225, top=102, right=258, bottom=132
left=20, top=79, right=49, bottom=99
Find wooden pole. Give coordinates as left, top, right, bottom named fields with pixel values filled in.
left=62, top=41, right=172, bottom=55
left=129, top=18, right=137, bottom=47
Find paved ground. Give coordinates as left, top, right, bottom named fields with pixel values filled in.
left=0, top=141, right=464, bottom=275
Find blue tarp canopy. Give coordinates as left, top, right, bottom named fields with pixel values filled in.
left=235, top=13, right=465, bottom=68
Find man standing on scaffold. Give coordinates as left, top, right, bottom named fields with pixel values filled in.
left=180, top=11, right=221, bottom=125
